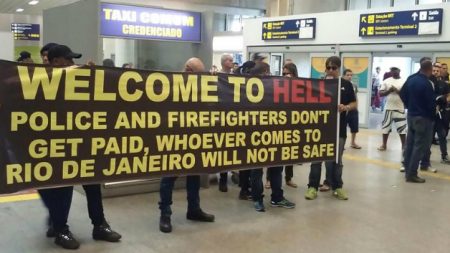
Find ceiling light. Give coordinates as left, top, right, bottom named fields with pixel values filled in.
left=28, top=0, right=39, bottom=5
left=16, top=8, right=24, bottom=12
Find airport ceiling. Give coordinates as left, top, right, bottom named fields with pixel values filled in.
left=0, top=0, right=80, bottom=15
left=0, top=0, right=266, bottom=15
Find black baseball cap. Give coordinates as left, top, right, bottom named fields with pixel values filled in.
left=40, top=42, right=58, bottom=55
left=48, top=45, right=82, bottom=62
left=17, top=51, right=31, bottom=61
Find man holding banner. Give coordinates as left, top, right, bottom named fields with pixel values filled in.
left=304, top=56, right=357, bottom=201
left=248, top=62, right=296, bottom=212
left=39, top=44, right=122, bottom=250
left=158, top=58, right=215, bottom=233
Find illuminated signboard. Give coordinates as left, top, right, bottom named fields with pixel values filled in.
left=262, top=18, right=316, bottom=40
left=359, top=8, right=443, bottom=37
left=100, top=3, right=201, bottom=42
left=11, top=23, right=40, bottom=41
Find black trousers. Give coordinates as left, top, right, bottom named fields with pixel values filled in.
left=40, top=184, right=105, bottom=232
left=239, top=169, right=251, bottom=192
left=219, top=172, right=227, bottom=184
left=251, top=167, right=284, bottom=202
left=82, top=184, right=105, bottom=226
left=39, top=187, right=73, bottom=233
left=284, top=165, right=293, bottom=181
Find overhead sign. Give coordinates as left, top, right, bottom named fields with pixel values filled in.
left=359, top=8, right=443, bottom=37
left=262, top=18, right=316, bottom=40
left=100, top=3, right=201, bottom=42
left=11, top=23, right=40, bottom=41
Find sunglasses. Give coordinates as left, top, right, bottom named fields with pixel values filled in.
left=326, top=66, right=338, bottom=71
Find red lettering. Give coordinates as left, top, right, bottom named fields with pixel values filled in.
left=306, top=80, right=319, bottom=103
left=273, top=79, right=289, bottom=103
left=319, top=80, right=331, bottom=103
left=291, top=79, right=305, bottom=103
left=274, top=79, right=332, bottom=104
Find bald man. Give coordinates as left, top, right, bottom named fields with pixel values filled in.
left=158, top=58, right=215, bottom=233
left=185, top=57, right=206, bottom=72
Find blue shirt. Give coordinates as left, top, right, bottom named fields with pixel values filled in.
left=400, top=72, right=436, bottom=120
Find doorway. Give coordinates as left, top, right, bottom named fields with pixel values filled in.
left=369, top=55, right=421, bottom=130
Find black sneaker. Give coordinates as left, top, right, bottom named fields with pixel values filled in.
left=186, top=209, right=215, bottom=222
left=92, top=221, right=122, bottom=242
left=55, top=228, right=80, bottom=250
left=270, top=198, right=296, bottom=209
left=159, top=216, right=172, bottom=233
left=238, top=190, right=253, bottom=200
left=253, top=200, right=265, bottom=212
left=406, top=176, right=426, bottom=183
left=441, top=156, right=450, bottom=164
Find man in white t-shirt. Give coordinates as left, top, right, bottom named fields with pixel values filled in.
left=378, top=67, right=407, bottom=151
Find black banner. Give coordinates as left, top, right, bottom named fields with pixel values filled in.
left=0, top=60, right=339, bottom=194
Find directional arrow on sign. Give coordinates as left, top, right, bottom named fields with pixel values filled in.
left=361, top=27, right=366, bottom=35
left=296, top=20, right=300, bottom=27
left=263, top=33, right=266, bottom=39
left=361, top=16, right=367, bottom=23
left=412, top=12, right=418, bottom=21
left=263, top=23, right=267, bottom=29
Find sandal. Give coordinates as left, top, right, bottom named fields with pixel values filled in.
left=351, top=144, right=362, bottom=149
left=286, top=181, right=298, bottom=188
left=319, top=184, right=330, bottom=192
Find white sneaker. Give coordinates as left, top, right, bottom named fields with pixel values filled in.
left=420, top=166, right=437, bottom=173
left=399, top=166, right=405, bottom=172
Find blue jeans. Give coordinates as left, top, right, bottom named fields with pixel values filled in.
left=420, top=117, right=447, bottom=167
left=159, top=176, right=200, bottom=217
left=404, top=116, right=434, bottom=178
left=308, top=137, right=346, bottom=190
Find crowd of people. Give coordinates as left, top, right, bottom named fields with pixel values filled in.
left=5, top=44, right=449, bottom=250
left=374, top=61, right=450, bottom=174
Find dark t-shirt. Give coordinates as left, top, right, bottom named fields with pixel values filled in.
left=339, top=78, right=357, bottom=138
left=433, top=77, right=449, bottom=112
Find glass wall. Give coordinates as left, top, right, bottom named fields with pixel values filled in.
left=394, top=0, right=416, bottom=7
left=370, top=0, right=392, bottom=9
left=348, top=0, right=368, bottom=10
left=349, top=0, right=447, bottom=10
left=419, top=0, right=444, bottom=4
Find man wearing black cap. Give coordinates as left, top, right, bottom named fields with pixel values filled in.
left=40, top=44, right=121, bottom=249
left=17, top=51, right=33, bottom=63
left=40, top=42, right=58, bottom=64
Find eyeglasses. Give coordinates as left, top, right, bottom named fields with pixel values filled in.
left=326, top=66, right=338, bottom=71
